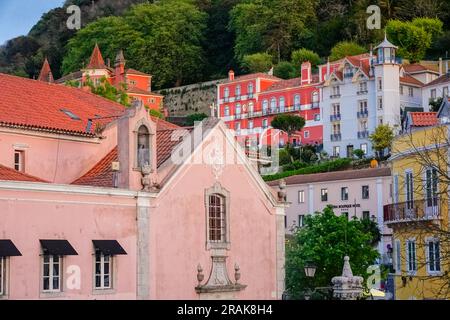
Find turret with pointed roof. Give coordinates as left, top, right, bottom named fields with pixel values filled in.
left=86, top=43, right=108, bottom=69
left=38, top=58, right=54, bottom=83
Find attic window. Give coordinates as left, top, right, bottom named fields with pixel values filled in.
left=60, top=109, right=81, bottom=120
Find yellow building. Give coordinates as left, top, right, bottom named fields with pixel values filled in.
left=386, top=110, right=450, bottom=300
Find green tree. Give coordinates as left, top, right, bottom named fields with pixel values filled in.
left=429, top=97, right=444, bottom=112
left=273, top=61, right=296, bottom=79
left=63, top=1, right=207, bottom=89
left=84, top=76, right=130, bottom=106
left=271, top=114, right=305, bottom=162
left=329, top=41, right=366, bottom=61
left=285, top=206, right=379, bottom=299
left=229, top=0, right=317, bottom=63
left=369, top=124, right=394, bottom=159
left=185, top=112, right=209, bottom=126
left=353, top=149, right=365, bottom=159
left=291, top=48, right=321, bottom=72
left=241, top=52, right=273, bottom=73
left=386, top=18, right=443, bottom=62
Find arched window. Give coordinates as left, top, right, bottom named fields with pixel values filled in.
left=312, top=91, right=319, bottom=102
left=235, top=85, right=241, bottom=97
left=208, top=194, right=226, bottom=242
left=137, top=125, right=150, bottom=168
left=262, top=99, right=268, bottom=113
left=248, top=82, right=254, bottom=94
left=294, top=94, right=301, bottom=109
left=270, top=97, right=277, bottom=112
left=235, top=103, right=241, bottom=115
left=248, top=101, right=254, bottom=113
left=224, top=106, right=230, bottom=116
left=279, top=96, right=285, bottom=112
left=224, top=87, right=229, bottom=98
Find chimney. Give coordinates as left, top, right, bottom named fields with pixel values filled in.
left=439, top=58, right=443, bottom=76
left=301, top=61, right=311, bottom=85
left=228, top=70, right=235, bottom=81
left=115, top=50, right=126, bottom=86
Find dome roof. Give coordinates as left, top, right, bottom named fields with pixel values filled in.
left=374, top=33, right=398, bottom=50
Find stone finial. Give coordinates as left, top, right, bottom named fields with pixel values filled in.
left=234, top=263, right=241, bottom=284
left=277, top=179, right=287, bottom=202
left=332, top=256, right=364, bottom=300
left=342, top=256, right=353, bottom=277
left=141, top=164, right=152, bottom=192
left=197, top=264, right=204, bottom=285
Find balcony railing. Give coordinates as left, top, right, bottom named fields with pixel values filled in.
left=330, top=94, right=341, bottom=99
left=357, top=111, right=368, bottom=118
left=330, top=114, right=341, bottom=121
left=247, top=111, right=263, bottom=118
left=248, top=93, right=254, bottom=99
left=311, top=101, right=320, bottom=109
left=384, top=198, right=441, bottom=224
left=358, top=130, right=369, bottom=139
left=224, top=97, right=229, bottom=102
left=357, top=90, right=368, bottom=95
left=331, top=133, right=342, bottom=141
left=235, top=95, right=241, bottom=101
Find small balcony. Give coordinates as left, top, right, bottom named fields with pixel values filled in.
left=248, top=93, right=254, bottom=99
left=247, top=111, right=262, bottom=118
left=330, top=94, right=341, bottom=99
left=235, top=113, right=242, bottom=120
left=224, top=97, right=229, bottom=103
left=330, top=114, right=341, bottom=122
left=383, top=198, right=442, bottom=224
left=357, top=90, right=368, bottom=95
left=357, top=111, right=368, bottom=118
left=330, top=133, right=342, bottom=141
left=358, top=130, right=369, bottom=139
left=311, top=101, right=320, bottom=109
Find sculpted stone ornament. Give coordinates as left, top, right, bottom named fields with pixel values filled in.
left=141, top=164, right=154, bottom=192
left=278, top=179, right=287, bottom=202
left=195, top=256, right=246, bottom=294
left=332, top=256, right=364, bottom=300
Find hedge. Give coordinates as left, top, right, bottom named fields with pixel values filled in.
left=262, top=158, right=352, bottom=182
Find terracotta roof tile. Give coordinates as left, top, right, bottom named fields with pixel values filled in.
left=267, top=167, right=391, bottom=186
left=126, top=68, right=151, bottom=77
left=55, top=71, right=83, bottom=84
left=400, top=75, right=423, bottom=87
left=424, top=73, right=450, bottom=87
left=409, top=112, right=438, bottom=127
left=38, top=58, right=54, bottom=83
left=403, top=63, right=438, bottom=73
left=86, top=44, right=108, bottom=69
left=224, top=73, right=280, bottom=84
left=127, top=86, right=163, bottom=97
left=0, top=73, right=125, bottom=137
left=0, top=164, right=48, bottom=183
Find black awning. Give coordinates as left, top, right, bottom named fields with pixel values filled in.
left=40, top=240, right=78, bottom=256
left=0, top=240, right=22, bottom=257
left=93, top=240, right=127, bottom=255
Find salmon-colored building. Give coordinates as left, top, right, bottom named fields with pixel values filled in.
left=0, top=73, right=286, bottom=300
left=39, top=44, right=163, bottom=112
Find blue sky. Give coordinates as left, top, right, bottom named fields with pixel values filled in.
left=0, top=0, right=65, bottom=45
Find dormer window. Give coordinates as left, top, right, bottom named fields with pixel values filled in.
left=137, top=125, right=150, bottom=168
left=344, top=65, right=353, bottom=78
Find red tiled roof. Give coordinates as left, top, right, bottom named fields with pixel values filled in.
left=72, top=126, right=190, bottom=187
left=127, top=87, right=163, bottom=97
left=126, top=68, right=151, bottom=77
left=409, top=112, right=438, bottom=127
left=0, top=73, right=126, bottom=137
left=38, top=58, right=54, bottom=83
left=424, top=73, right=450, bottom=87
left=265, top=77, right=302, bottom=91
left=400, top=75, right=423, bottom=87
left=403, top=64, right=438, bottom=73
left=224, top=73, right=280, bottom=83
left=267, top=167, right=391, bottom=186
left=55, top=71, right=83, bottom=84
left=0, top=164, right=48, bottom=183
left=86, top=44, right=108, bottom=69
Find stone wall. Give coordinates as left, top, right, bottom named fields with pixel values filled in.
left=157, top=78, right=227, bottom=116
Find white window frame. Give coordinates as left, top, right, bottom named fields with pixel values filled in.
left=425, top=237, right=441, bottom=275
left=14, top=150, right=24, bottom=172
left=430, top=89, right=436, bottom=99
left=321, top=188, right=328, bottom=202
left=406, top=238, right=417, bottom=275
left=360, top=143, right=368, bottom=155
left=94, top=250, right=113, bottom=290
left=341, top=187, right=349, bottom=201
left=393, top=174, right=399, bottom=203
left=298, top=190, right=305, bottom=203
left=362, top=185, right=369, bottom=199
left=377, top=97, right=383, bottom=110
left=248, top=120, right=254, bottom=130
left=205, top=183, right=231, bottom=250
left=224, top=106, right=230, bottom=117
left=405, top=169, right=414, bottom=209
left=298, top=215, right=305, bottom=227
left=42, top=254, right=62, bottom=293
left=314, top=114, right=320, bottom=121
left=333, top=146, right=340, bottom=157
left=408, top=87, right=414, bottom=97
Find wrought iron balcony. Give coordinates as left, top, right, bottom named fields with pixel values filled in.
left=311, top=101, right=320, bottom=109
left=330, top=133, right=342, bottom=141
left=235, top=95, right=241, bottom=101
left=357, top=90, right=368, bottom=95
left=224, top=97, right=229, bottom=102
left=357, top=111, right=368, bottom=118
left=330, top=114, right=341, bottom=121
left=248, top=93, right=254, bottom=99
left=235, top=113, right=242, bottom=120
left=358, top=130, right=369, bottom=139
left=247, top=111, right=262, bottom=118
left=330, top=94, right=341, bottom=99
left=383, top=198, right=442, bottom=224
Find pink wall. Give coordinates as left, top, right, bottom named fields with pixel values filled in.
left=0, top=125, right=117, bottom=184
left=0, top=187, right=137, bottom=300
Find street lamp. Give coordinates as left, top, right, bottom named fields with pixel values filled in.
left=304, top=263, right=317, bottom=278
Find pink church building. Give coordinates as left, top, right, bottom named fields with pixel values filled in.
left=0, top=73, right=286, bottom=300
